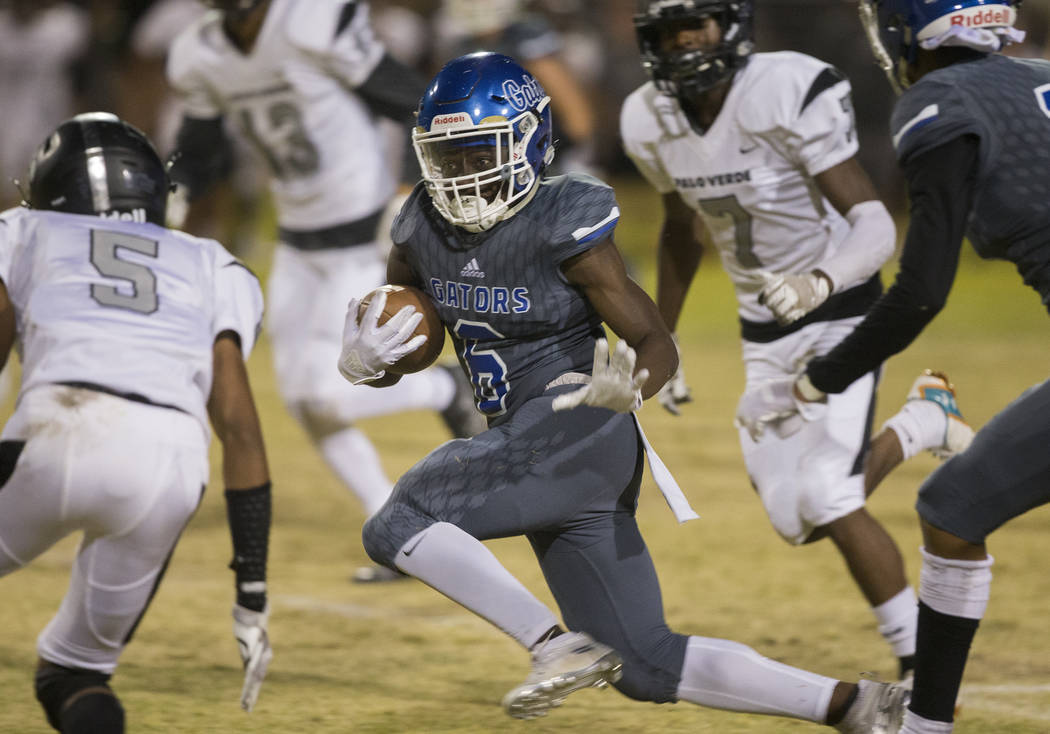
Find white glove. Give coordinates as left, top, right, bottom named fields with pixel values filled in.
left=233, top=603, right=273, bottom=712
left=337, top=289, right=426, bottom=384
left=759, top=271, right=831, bottom=325
left=734, top=374, right=826, bottom=442
left=658, top=334, right=692, bottom=416
left=552, top=339, right=649, bottom=413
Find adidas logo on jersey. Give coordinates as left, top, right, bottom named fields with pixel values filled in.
left=460, top=258, right=485, bottom=278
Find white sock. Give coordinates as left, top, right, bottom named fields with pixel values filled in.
left=883, top=400, right=947, bottom=460
left=900, top=708, right=955, bottom=733
left=318, top=427, right=393, bottom=517
left=873, top=586, right=918, bottom=658
left=394, top=522, right=559, bottom=648
left=676, top=636, right=836, bottom=721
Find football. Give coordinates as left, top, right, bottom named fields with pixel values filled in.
left=357, top=284, right=445, bottom=374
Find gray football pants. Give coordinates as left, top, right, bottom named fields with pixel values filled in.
left=363, top=387, right=688, bottom=702
left=918, top=376, right=1050, bottom=543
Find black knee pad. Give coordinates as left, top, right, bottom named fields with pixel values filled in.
left=35, top=662, right=125, bottom=733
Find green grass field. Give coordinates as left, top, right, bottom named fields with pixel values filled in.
left=1, top=179, right=1048, bottom=733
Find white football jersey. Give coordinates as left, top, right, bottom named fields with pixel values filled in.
left=0, top=208, right=263, bottom=439
left=167, top=0, right=395, bottom=230
left=621, top=52, right=860, bottom=323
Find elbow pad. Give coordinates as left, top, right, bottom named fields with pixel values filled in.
left=819, top=200, right=895, bottom=292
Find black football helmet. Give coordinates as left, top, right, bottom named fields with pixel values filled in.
left=634, top=0, right=754, bottom=97
left=27, top=112, right=168, bottom=225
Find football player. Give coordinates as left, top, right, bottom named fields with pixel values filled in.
left=750, top=0, right=1042, bottom=731
left=622, top=0, right=975, bottom=682
left=338, top=51, right=908, bottom=731
left=166, top=0, right=485, bottom=583
left=0, top=113, right=272, bottom=732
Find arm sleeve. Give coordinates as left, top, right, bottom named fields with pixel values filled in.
left=356, top=52, right=426, bottom=124
left=806, top=134, right=979, bottom=393
left=168, top=116, right=235, bottom=201
left=212, top=245, right=264, bottom=359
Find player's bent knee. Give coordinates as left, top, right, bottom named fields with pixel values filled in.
left=613, top=664, right=680, bottom=704
left=362, top=511, right=401, bottom=567
left=35, top=661, right=125, bottom=733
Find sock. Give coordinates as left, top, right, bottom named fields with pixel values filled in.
left=394, top=522, right=560, bottom=648
left=882, top=400, right=947, bottom=460
left=910, top=602, right=979, bottom=722
left=318, top=427, right=393, bottom=517
left=910, top=549, right=992, bottom=723
left=675, top=636, right=836, bottom=721
left=873, top=586, right=918, bottom=660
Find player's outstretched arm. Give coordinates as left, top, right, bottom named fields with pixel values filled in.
left=561, top=238, right=677, bottom=401
left=207, top=332, right=273, bottom=712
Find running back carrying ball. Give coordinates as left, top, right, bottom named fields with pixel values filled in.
left=357, top=285, right=445, bottom=373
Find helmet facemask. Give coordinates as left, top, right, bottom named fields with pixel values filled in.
left=635, top=0, right=754, bottom=97
left=414, top=101, right=552, bottom=233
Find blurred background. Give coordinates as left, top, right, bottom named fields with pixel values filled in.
left=5, top=0, right=1050, bottom=222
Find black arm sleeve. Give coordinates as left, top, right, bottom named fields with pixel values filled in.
left=167, top=116, right=235, bottom=201
left=356, top=52, right=426, bottom=124
left=806, top=134, right=980, bottom=394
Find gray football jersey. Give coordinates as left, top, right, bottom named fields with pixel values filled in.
left=891, top=54, right=1050, bottom=301
left=392, top=173, right=620, bottom=423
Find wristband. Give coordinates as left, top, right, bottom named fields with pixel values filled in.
left=225, top=482, right=271, bottom=612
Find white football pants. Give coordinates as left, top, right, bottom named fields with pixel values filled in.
left=738, top=317, right=875, bottom=544
left=0, top=385, right=208, bottom=673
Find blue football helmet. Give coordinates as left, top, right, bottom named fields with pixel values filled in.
left=859, top=0, right=1019, bottom=93
left=412, top=52, right=555, bottom=232
left=634, top=0, right=754, bottom=98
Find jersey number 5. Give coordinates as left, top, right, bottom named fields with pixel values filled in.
left=90, top=230, right=159, bottom=314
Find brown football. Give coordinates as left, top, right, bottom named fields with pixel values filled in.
left=357, top=284, right=445, bottom=374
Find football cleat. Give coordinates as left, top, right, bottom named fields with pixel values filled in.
left=502, top=631, right=623, bottom=720
left=834, top=679, right=910, bottom=734
left=907, top=370, right=974, bottom=460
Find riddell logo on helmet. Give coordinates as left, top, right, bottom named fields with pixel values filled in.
left=950, top=6, right=1011, bottom=26
left=431, top=112, right=472, bottom=130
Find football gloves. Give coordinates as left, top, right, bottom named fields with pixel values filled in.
left=758, top=271, right=831, bottom=326
left=233, top=603, right=273, bottom=712
left=552, top=339, right=649, bottom=414
left=734, top=373, right=826, bottom=441
left=338, top=289, right=426, bottom=384
left=657, top=334, right=692, bottom=415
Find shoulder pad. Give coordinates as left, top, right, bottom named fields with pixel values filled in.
left=891, top=79, right=979, bottom=163
left=620, top=83, right=674, bottom=145
left=390, top=183, right=429, bottom=247
left=736, top=52, right=849, bottom=133
left=285, top=0, right=359, bottom=54
left=166, top=14, right=218, bottom=90
left=544, top=174, right=620, bottom=258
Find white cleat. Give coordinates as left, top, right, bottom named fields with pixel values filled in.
left=908, top=370, right=974, bottom=459
left=835, top=679, right=910, bottom=734
left=501, top=631, right=623, bottom=720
